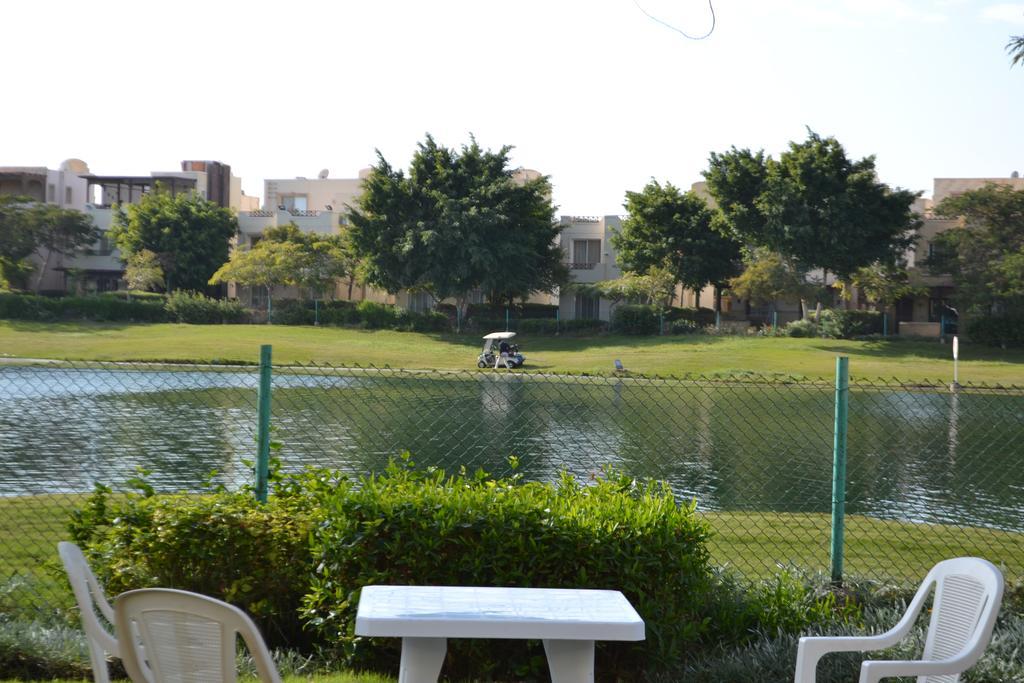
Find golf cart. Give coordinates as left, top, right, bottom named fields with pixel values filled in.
left=477, top=331, right=525, bottom=369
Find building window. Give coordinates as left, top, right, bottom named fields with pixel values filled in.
left=574, top=294, right=600, bottom=320
left=571, top=239, right=601, bottom=269
left=282, top=195, right=308, bottom=212
left=47, top=184, right=55, bottom=202
left=65, top=187, right=73, bottom=205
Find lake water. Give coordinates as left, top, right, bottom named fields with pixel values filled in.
left=2, top=365, right=1023, bottom=534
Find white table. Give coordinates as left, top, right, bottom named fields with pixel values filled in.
left=355, top=585, right=645, bottom=683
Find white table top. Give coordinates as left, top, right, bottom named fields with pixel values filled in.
left=355, top=585, right=645, bottom=641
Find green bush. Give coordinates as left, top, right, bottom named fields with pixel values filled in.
left=784, top=319, right=818, bottom=337
left=560, top=318, right=606, bottom=334
left=665, top=306, right=716, bottom=327
left=967, top=316, right=1024, bottom=347
left=355, top=301, right=400, bottom=329
left=271, top=299, right=316, bottom=326
left=164, top=291, right=247, bottom=324
left=518, top=302, right=559, bottom=319
left=818, top=309, right=883, bottom=339
left=402, top=309, right=449, bottom=332
left=101, top=290, right=167, bottom=301
left=303, top=460, right=718, bottom=679
left=320, top=300, right=360, bottom=326
left=517, top=318, right=560, bottom=334
left=0, top=292, right=168, bottom=322
left=69, top=474, right=332, bottom=649
left=611, top=304, right=660, bottom=335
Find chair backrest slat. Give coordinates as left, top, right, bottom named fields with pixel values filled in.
left=58, top=542, right=118, bottom=683
left=919, top=558, right=1003, bottom=683
left=115, top=588, right=282, bottom=683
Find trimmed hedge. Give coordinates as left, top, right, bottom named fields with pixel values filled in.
left=967, top=316, right=1024, bottom=347
left=818, top=309, right=883, bottom=339
left=72, top=462, right=856, bottom=678
left=611, top=304, right=660, bottom=335
left=67, top=474, right=334, bottom=649
left=0, top=292, right=168, bottom=322
left=302, top=461, right=730, bottom=679
left=164, top=291, right=248, bottom=324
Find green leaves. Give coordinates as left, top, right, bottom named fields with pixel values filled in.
left=109, top=186, right=237, bottom=293
left=348, top=134, right=566, bottom=310
left=705, top=130, right=920, bottom=281
left=614, top=180, right=742, bottom=301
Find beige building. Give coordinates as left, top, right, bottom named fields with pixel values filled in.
left=0, top=159, right=252, bottom=294
left=896, top=173, right=1024, bottom=336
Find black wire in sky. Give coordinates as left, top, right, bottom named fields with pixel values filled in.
left=633, top=0, right=716, bottom=40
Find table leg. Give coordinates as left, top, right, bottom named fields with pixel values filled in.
left=399, top=637, right=447, bottom=683
left=542, top=639, right=594, bottom=683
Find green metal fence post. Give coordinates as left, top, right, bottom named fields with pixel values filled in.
left=505, top=307, right=510, bottom=332
left=255, top=344, right=272, bottom=503
left=831, top=356, right=850, bottom=583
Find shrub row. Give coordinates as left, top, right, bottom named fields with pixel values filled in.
left=69, top=461, right=854, bottom=679
left=610, top=305, right=717, bottom=335
left=0, top=292, right=169, bottom=323
left=967, top=316, right=1024, bottom=347
left=779, top=310, right=885, bottom=339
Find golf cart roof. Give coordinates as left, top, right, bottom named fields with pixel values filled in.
left=482, top=331, right=517, bottom=340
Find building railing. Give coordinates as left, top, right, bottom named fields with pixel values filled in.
left=568, top=262, right=598, bottom=270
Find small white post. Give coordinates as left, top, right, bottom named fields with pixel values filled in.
left=951, top=335, right=960, bottom=392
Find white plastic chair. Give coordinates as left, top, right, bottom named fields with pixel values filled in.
left=58, top=541, right=119, bottom=683
left=114, top=587, right=282, bottom=683
left=794, top=557, right=1004, bottom=683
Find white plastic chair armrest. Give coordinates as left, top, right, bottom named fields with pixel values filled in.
left=794, top=631, right=911, bottom=683
left=859, top=656, right=977, bottom=683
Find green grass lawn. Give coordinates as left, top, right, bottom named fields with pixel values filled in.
left=2, top=321, right=1024, bottom=383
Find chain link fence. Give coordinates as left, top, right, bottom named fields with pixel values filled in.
left=2, top=358, right=1022, bottom=616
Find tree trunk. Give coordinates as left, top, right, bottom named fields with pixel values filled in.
left=33, top=248, right=52, bottom=294
left=714, top=287, right=722, bottom=314
left=347, top=276, right=355, bottom=301
left=694, top=289, right=700, bottom=310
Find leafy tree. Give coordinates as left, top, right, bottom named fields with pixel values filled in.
left=704, top=130, right=920, bottom=282
left=726, top=249, right=814, bottom=318
left=834, top=261, right=923, bottom=311
left=930, top=183, right=1024, bottom=316
left=613, top=180, right=741, bottom=311
left=261, top=222, right=351, bottom=301
left=109, top=187, right=238, bottom=292
left=574, top=266, right=677, bottom=316
left=0, top=195, right=97, bottom=290
left=1009, top=35, right=1024, bottom=68
left=209, top=240, right=303, bottom=322
left=348, top=134, right=567, bottom=323
left=124, top=249, right=165, bottom=293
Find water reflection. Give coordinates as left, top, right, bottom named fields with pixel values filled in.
left=1, top=367, right=1022, bottom=534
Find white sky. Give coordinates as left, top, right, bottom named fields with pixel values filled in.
left=3, top=0, right=1023, bottom=215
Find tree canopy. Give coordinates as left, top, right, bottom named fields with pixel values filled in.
left=347, top=134, right=568, bottom=314
left=612, top=180, right=741, bottom=310
left=109, top=188, right=238, bottom=292
left=726, top=249, right=815, bottom=310
left=704, top=130, right=920, bottom=281
left=930, top=183, right=1024, bottom=316
left=124, top=249, right=165, bottom=293
left=0, top=195, right=97, bottom=290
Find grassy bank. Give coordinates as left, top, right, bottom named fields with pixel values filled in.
left=3, top=321, right=1024, bottom=382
